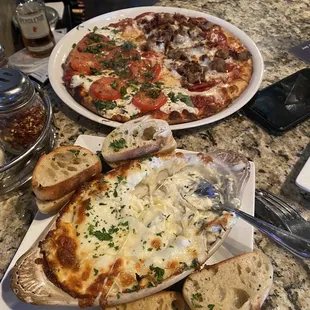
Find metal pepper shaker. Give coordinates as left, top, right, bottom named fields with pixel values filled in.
left=0, top=68, right=45, bottom=155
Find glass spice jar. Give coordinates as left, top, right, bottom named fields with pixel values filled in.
left=0, top=68, right=45, bottom=155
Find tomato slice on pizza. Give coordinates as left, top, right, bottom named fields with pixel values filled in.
left=89, top=77, right=126, bottom=101
left=129, top=60, right=161, bottom=83
left=132, top=90, right=167, bottom=112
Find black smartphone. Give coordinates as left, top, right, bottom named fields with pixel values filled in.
left=243, top=68, right=310, bottom=135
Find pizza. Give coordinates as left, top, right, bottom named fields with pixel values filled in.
left=39, top=152, right=248, bottom=308
left=63, top=12, right=253, bottom=124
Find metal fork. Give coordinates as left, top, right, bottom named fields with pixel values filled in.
left=255, top=189, right=310, bottom=239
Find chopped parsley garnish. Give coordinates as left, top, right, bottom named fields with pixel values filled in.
left=119, top=221, right=129, bottom=227
left=121, top=41, right=137, bottom=51
left=108, top=225, right=119, bottom=234
left=109, top=138, right=127, bottom=152
left=95, top=100, right=117, bottom=111
left=156, top=231, right=164, bottom=237
left=140, top=82, right=153, bottom=91
left=110, top=79, right=119, bottom=89
left=111, top=28, right=121, bottom=34
left=130, top=114, right=139, bottom=119
left=191, top=293, right=203, bottom=308
left=93, top=26, right=98, bottom=32
left=88, top=224, right=112, bottom=241
left=149, top=265, right=165, bottom=283
left=192, top=293, right=203, bottom=301
left=120, top=86, right=127, bottom=97
left=144, top=71, right=155, bottom=80
left=94, top=268, right=99, bottom=276
left=88, top=32, right=105, bottom=42
left=124, top=284, right=139, bottom=293
left=90, top=67, right=102, bottom=75
left=146, top=88, right=161, bottom=99
left=85, top=44, right=104, bottom=54
left=208, top=305, right=215, bottom=310
left=69, top=149, right=80, bottom=157
left=113, top=175, right=125, bottom=197
left=86, top=201, right=92, bottom=210
left=168, top=92, right=194, bottom=107
left=100, top=54, right=132, bottom=78
left=190, top=258, right=199, bottom=269
left=72, top=43, right=77, bottom=48
left=154, top=81, right=164, bottom=88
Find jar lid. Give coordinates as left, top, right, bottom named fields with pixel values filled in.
left=0, top=68, right=35, bottom=113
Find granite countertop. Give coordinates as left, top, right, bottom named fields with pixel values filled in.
left=1, top=0, right=310, bottom=309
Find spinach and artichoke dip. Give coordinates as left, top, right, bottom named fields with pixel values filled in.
left=40, top=153, right=241, bottom=308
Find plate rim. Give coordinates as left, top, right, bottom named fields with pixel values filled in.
left=296, top=156, right=310, bottom=192
left=48, top=6, right=264, bottom=130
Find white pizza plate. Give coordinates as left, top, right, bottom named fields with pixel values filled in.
left=0, top=135, right=255, bottom=310
left=48, top=6, right=264, bottom=130
left=296, top=156, right=310, bottom=192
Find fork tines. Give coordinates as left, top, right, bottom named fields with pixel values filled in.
left=255, top=189, right=303, bottom=221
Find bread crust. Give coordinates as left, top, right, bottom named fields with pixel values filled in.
left=32, top=146, right=102, bottom=201
left=106, top=291, right=185, bottom=310
left=35, top=191, right=75, bottom=215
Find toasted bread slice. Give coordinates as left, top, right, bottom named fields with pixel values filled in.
left=35, top=191, right=75, bottom=215
left=183, top=250, right=273, bottom=310
left=101, top=116, right=176, bottom=164
left=32, top=146, right=102, bottom=201
left=107, top=291, right=185, bottom=310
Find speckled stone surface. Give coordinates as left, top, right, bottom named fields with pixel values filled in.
left=1, top=0, right=310, bottom=309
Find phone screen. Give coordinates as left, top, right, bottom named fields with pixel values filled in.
left=244, top=68, right=310, bottom=131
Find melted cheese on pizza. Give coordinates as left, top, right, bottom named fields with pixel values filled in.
left=41, top=153, right=240, bottom=306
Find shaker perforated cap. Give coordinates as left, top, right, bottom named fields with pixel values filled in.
left=0, top=68, right=35, bottom=114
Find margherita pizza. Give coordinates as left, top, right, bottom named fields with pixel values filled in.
left=63, top=12, right=252, bottom=124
